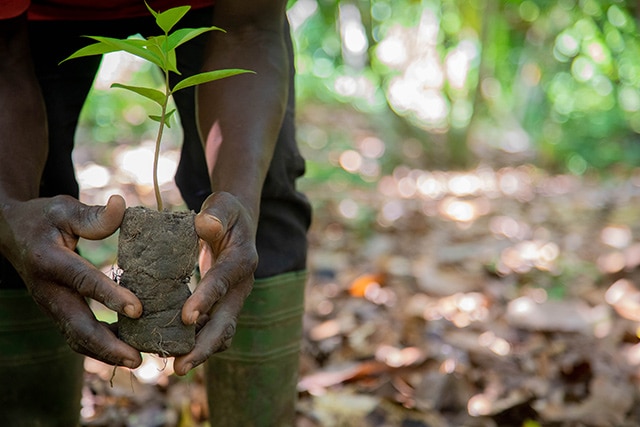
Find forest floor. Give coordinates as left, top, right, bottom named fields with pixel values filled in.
left=79, top=165, right=640, bottom=427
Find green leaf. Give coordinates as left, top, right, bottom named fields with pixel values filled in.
left=149, top=108, right=177, bottom=127
left=165, top=108, right=177, bottom=127
left=146, top=35, right=167, bottom=57
left=86, top=36, right=164, bottom=69
left=59, top=41, right=118, bottom=64
left=156, top=5, right=191, bottom=34
left=172, top=69, right=255, bottom=92
left=144, top=0, right=158, bottom=18
left=166, top=49, right=179, bottom=75
left=145, top=35, right=179, bottom=73
left=111, top=83, right=166, bottom=106
left=167, top=26, right=225, bottom=51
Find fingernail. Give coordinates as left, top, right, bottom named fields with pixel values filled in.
left=190, top=310, right=200, bottom=325
left=124, top=304, right=138, bottom=318
left=202, top=215, right=223, bottom=238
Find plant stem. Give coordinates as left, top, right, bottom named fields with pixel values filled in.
left=152, top=113, right=165, bottom=211
left=152, top=67, right=171, bottom=212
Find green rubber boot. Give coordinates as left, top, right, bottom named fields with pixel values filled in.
left=205, top=271, right=306, bottom=427
left=0, top=289, right=84, bottom=427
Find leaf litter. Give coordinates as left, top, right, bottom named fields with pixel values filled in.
left=80, top=166, right=640, bottom=426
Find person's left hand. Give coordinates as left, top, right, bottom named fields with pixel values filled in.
left=173, top=191, right=258, bottom=375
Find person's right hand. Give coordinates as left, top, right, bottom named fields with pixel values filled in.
left=0, top=194, right=143, bottom=368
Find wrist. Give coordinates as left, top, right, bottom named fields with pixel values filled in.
left=209, top=179, right=262, bottom=226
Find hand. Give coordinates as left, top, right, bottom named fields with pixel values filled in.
left=0, top=194, right=143, bottom=368
left=174, top=192, right=258, bottom=375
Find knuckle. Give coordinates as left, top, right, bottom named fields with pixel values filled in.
left=25, top=246, right=49, bottom=272
left=69, top=268, right=99, bottom=297
left=60, top=318, right=88, bottom=353
left=63, top=319, right=118, bottom=363
left=217, top=275, right=233, bottom=295
left=202, top=276, right=230, bottom=305
left=28, top=283, right=49, bottom=304
left=43, top=195, right=76, bottom=222
left=66, top=339, right=84, bottom=354
left=246, top=249, right=259, bottom=273
left=235, top=249, right=258, bottom=284
left=26, top=245, right=60, bottom=278
left=217, top=322, right=237, bottom=352
left=224, top=321, right=236, bottom=339
left=218, top=338, right=233, bottom=352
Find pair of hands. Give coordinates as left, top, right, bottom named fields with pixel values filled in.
left=0, top=192, right=256, bottom=375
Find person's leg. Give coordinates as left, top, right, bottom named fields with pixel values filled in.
left=0, top=290, right=85, bottom=427
left=204, top=19, right=310, bottom=426
left=172, top=11, right=311, bottom=427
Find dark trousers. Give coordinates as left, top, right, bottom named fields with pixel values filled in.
left=0, top=7, right=311, bottom=289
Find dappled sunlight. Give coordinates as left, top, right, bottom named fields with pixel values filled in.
left=76, top=162, right=111, bottom=189
left=114, top=142, right=178, bottom=187
left=497, top=240, right=560, bottom=275
left=94, top=51, right=146, bottom=90
left=135, top=355, right=173, bottom=384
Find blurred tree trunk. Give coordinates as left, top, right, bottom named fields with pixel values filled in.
left=452, top=0, right=498, bottom=169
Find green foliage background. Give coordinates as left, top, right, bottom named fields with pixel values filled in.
left=290, top=0, right=640, bottom=178
left=79, top=0, right=640, bottom=185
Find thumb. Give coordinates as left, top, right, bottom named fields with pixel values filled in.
left=71, top=194, right=126, bottom=240
left=195, top=212, right=224, bottom=243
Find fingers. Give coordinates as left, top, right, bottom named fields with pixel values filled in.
left=174, top=191, right=258, bottom=375
left=195, top=210, right=224, bottom=242
left=182, top=246, right=257, bottom=324
left=73, top=194, right=126, bottom=240
left=184, top=192, right=257, bottom=323
left=46, top=194, right=126, bottom=240
left=37, top=245, right=142, bottom=319
left=173, top=275, right=252, bottom=376
left=35, top=282, right=142, bottom=369
left=195, top=191, right=252, bottom=240
left=36, top=195, right=142, bottom=318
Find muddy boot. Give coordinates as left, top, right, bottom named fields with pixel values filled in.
left=0, top=289, right=84, bottom=427
left=205, top=271, right=306, bottom=427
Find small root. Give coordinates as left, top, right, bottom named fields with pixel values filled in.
left=163, top=310, right=181, bottom=328
left=109, top=364, right=118, bottom=388
left=159, top=357, right=169, bottom=371
left=152, top=327, right=171, bottom=359
left=109, top=364, right=135, bottom=393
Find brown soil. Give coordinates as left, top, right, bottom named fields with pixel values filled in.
left=116, top=206, right=198, bottom=356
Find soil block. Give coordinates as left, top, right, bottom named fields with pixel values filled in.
left=116, top=206, right=198, bottom=356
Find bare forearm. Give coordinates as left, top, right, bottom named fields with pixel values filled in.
left=0, top=14, right=47, bottom=202
left=196, top=2, right=289, bottom=224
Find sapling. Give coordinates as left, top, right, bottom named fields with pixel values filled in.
left=62, top=3, right=253, bottom=356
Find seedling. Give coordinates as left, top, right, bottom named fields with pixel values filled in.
left=62, top=2, right=253, bottom=211
left=61, top=3, right=253, bottom=356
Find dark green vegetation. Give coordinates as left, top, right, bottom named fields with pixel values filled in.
left=291, top=0, right=640, bottom=175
